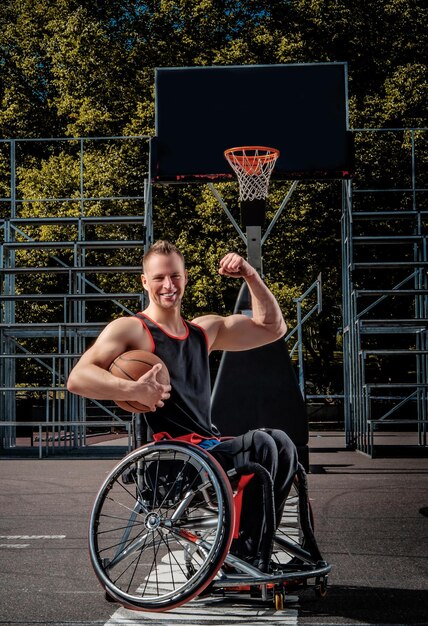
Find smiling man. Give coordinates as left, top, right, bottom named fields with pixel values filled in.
left=67, top=239, right=298, bottom=568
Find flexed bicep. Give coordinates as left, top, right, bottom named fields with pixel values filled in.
left=195, top=313, right=278, bottom=352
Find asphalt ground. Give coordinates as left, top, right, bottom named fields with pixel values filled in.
left=0, top=432, right=427, bottom=626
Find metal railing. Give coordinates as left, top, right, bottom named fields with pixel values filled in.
left=0, top=421, right=132, bottom=459
left=284, top=274, right=322, bottom=398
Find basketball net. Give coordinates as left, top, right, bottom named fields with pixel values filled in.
left=224, top=146, right=280, bottom=202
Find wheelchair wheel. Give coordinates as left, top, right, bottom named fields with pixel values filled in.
left=271, top=464, right=322, bottom=569
left=89, top=441, right=234, bottom=611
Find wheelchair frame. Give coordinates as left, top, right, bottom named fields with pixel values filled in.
left=89, top=439, right=331, bottom=612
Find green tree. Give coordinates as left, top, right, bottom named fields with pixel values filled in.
left=0, top=0, right=426, bottom=395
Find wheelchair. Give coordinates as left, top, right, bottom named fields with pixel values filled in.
left=88, top=439, right=331, bottom=612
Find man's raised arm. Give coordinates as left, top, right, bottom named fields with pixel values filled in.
left=194, top=253, right=287, bottom=352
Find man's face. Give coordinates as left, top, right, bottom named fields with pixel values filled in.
left=141, top=252, right=188, bottom=310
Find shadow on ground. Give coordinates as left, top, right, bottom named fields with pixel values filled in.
left=299, top=584, right=428, bottom=624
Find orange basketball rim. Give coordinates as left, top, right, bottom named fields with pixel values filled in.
left=224, top=146, right=280, bottom=176
left=224, top=145, right=280, bottom=201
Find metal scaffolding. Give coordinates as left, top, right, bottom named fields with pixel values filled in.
left=0, top=136, right=151, bottom=452
left=2, top=129, right=427, bottom=457
left=342, top=128, right=428, bottom=455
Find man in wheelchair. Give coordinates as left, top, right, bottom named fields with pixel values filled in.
left=68, top=240, right=299, bottom=572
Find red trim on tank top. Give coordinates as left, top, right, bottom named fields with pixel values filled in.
left=135, top=314, right=155, bottom=353
left=137, top=312, right=189, bottom=340
left=188, top=321, right=210, bottom=350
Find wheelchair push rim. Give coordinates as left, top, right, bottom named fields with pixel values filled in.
left=89, top=441, right=235, bottom=611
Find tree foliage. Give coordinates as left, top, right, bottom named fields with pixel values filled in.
left=0, top=0, right=426, bottom=393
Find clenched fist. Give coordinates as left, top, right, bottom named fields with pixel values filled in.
left=218, top=253, right=255, bottom=279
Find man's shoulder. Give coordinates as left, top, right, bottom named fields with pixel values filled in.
left=99, top=315, right=152, bottom=351
left=103, top=315, right=146, bottom=337
left=108, top=314, right=143, bottom=327
left=190, top=314, right=226, bottom=352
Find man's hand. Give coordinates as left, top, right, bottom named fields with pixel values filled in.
left=218, top=253, right=255, bottom=279
left=134, top=363, right=171, bottom=412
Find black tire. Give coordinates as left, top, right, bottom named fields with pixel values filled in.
left=89, top=441, right=234, bottom=611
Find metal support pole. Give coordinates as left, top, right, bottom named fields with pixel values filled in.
left=296, top=299, right=305, bottom=398
left=207, top=184, right=247, bottom=244
left=261, top=181, right=298, bottom=246
left=246, top=226, right=262, bottom=274
left=341, top=179, right=355, bottom=449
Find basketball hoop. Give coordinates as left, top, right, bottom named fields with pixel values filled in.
left=224, top=146, right=280, bottom=202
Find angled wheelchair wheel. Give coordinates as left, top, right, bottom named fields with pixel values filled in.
left=271, top=464, right=323, bottom=570
left=89, top=441, right=234, bottom=611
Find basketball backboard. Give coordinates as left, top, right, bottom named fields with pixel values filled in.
left=153, top=63, right=353, bottom=182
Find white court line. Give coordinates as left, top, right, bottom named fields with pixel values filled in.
left=0, top=534, right=66, bottom=539
left=104, top=602, right=299, bottom=625
left=0, top=535, right=66, bottom=549
left=102, top=498, right=301, bottom=624
left=103, top=554, right=299, bottom=625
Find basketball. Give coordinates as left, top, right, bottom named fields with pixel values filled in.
left=109, top=350, right=170, bottom=413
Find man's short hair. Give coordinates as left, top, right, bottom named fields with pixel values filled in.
left=142, top=240, right=185, bottom=272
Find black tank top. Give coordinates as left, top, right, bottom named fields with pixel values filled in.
left=134, top=312, right=215, bottom=438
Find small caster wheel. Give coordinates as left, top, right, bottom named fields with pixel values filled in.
left=315, top=575, right=328, bottom=598
left=274, top=590, right=285, bottom=610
